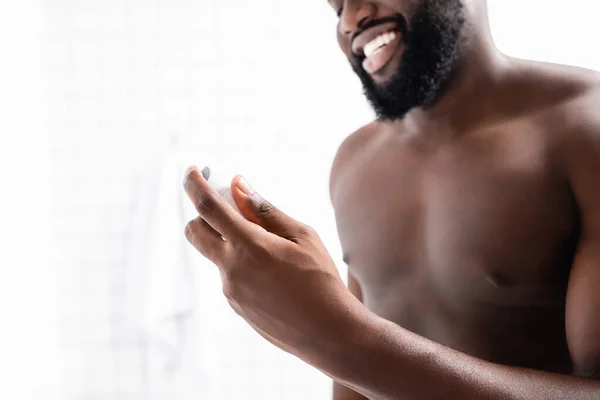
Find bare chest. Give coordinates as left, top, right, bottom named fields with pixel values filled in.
left=333, top=127, right=578, bottom=310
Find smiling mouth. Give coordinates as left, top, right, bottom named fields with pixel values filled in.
left=363, top=30, right=397, bottom=58
left=361, top=30, right=401, bottom=75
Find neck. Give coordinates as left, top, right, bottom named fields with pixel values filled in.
left=402, top=6, right=509, bottom=134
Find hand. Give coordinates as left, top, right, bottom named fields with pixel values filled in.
left=182, top=166, right=364, bottom=361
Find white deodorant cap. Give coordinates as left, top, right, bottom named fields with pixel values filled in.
left=200, top=165, right=241, bottom=214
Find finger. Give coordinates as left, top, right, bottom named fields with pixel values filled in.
left=184, top=215, right=233, bottom=265
left=183, top=166, right=255, bottom=243
left=231, top=175, right=309, bottom=243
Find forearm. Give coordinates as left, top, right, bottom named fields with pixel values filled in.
left=315, top=311, right=600, bottom=400
left=333, top=381, right=369, bottom=400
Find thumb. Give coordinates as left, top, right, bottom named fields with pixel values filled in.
left=231, top=175, right=300, bottom=239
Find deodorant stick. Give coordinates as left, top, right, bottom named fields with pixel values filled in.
left=200, top=166, right=241, bottom=214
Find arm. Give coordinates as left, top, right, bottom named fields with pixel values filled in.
left=319, top=308, right=600, bottom=400
left=333, top=273, right=369, bottom=400
left=563, top=116, right=600, bottom=379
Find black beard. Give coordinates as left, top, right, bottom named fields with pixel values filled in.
left=352, top=0, right=466, bottom=121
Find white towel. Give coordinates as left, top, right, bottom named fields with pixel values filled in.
left=124, top=140, right=217, bottom=398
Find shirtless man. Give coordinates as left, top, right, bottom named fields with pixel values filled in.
left=182, top=0, right=600, bottom=398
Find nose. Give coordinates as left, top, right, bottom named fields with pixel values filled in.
left=339, top=1, right=378, bottom=37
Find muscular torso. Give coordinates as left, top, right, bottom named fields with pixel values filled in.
left=331, top=80, right=587, bottom=374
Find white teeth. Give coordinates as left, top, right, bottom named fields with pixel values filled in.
left=363, top=31, right=397, bottom=58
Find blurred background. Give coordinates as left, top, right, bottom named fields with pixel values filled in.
left=2, top=0, right=600, bottom=399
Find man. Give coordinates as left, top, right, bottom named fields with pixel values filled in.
left=183, top=0, right=600, bottom=398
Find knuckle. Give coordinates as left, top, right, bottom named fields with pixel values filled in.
left=195, top=192, right=217, bottom=215
left=297, top=223, right=316, bottom=237
left=254, top=197, right=276, bottom=218
left=184, top=220, right=197, bottom=240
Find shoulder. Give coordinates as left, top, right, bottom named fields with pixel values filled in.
left=544, top=77, right=600, bottom=210
left=552, top=79, right=600, bottom=146
left=515, top=60, right=600, bottom=147
left=569, top=85, right=600, bottom=133
left=514, top=59, right=600, bottom=94
left=508, top=59, right=600, bottom=115
left=329, top=120, right=382, bottom=202
left=559, top=85, right=600, bottom=186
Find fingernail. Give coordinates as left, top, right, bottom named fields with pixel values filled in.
left=201, top=166, right=210, bottom=180
left=237, top=176, right=254, bottom=195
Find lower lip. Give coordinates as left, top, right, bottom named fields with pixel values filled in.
left=362, top=34, right=401, bottom=75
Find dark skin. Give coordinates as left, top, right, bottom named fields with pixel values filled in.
left=183, top=0, right=600, bottom=399
left=331, top=82, right=599, bottom=398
